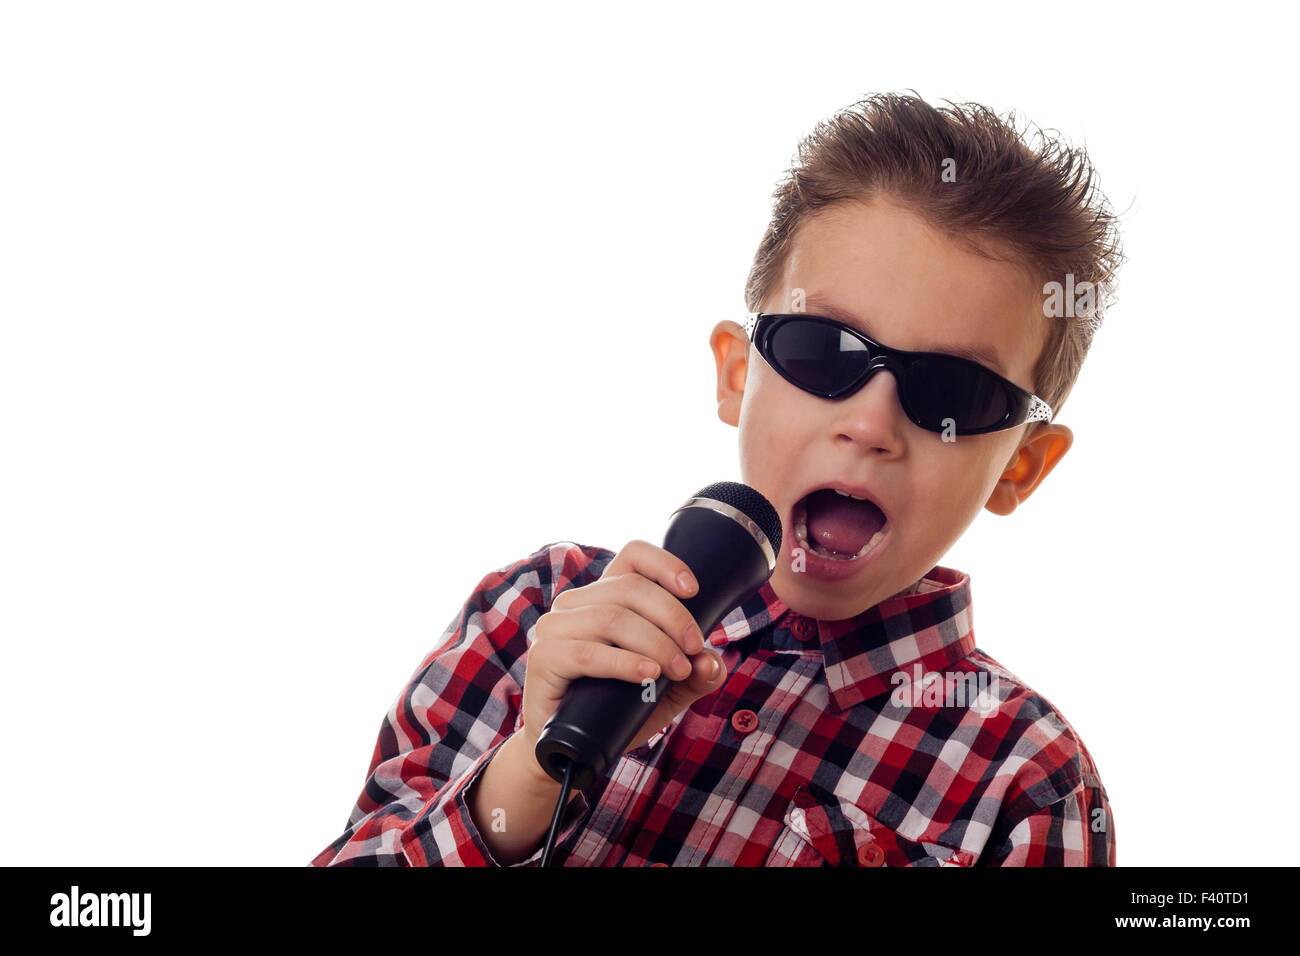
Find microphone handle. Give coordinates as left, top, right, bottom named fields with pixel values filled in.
left=533, top=516, right=771, bottom=792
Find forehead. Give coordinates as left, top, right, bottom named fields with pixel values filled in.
left=774, top=198, right=1045, bottom=386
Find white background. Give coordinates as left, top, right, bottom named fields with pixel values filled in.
left=2, top=1, right=1295, bottom=867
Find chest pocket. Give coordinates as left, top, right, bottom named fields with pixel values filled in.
left=765, top=782, right=976, bottom=867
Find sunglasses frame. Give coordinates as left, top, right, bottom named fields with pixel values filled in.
left=743, top=312, right=1053, bottom=435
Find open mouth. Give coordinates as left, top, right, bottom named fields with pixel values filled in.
left=792, top=487, right=889, bottom=562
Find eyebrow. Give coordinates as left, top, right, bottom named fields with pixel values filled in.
left=800, top=296, right=1010, bottom=378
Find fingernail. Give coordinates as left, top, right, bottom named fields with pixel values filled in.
left=678, top=571, right=697, bottom=594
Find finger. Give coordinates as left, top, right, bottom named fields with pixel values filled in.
left=679, top=649, right=726, bottom=696
left=647, top=651, right=728, bottom=730
left=602, top=539, right=699, bottom=605
left=529, top=637, right=666, bottom=697
left=536, top=606, right=692, bottom=682
left=548, top=571, right=705, bottom=656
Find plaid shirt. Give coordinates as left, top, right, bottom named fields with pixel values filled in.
left=311, top=541, right=1115, bottom=866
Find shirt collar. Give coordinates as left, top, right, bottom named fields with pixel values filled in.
left=711, top=566, right=976, bottom=713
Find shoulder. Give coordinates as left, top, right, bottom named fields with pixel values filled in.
left=530, top=540, right=619, bottom=595
left=465, top=540, right=617, bottom=612
left=414, top=541, right=617, bottom=676
left=964, top=647, right=1110, bottom=813
left=516, top=540, right=618, bottom=602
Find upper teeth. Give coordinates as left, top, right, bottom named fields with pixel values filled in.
left=834, top=489, right=871, bottom=501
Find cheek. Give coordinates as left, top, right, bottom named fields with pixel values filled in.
left=739, top=377, right=803, bottom=467
left=912, top=442, right=1004, bottom=521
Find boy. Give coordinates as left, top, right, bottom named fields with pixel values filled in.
left=312, top=92, right=1122, bottom=866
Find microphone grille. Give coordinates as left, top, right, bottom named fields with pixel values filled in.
left=689, top=481, right=783, bottom=554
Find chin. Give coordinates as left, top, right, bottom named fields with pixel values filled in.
left=774, top=560, right=901, bottom=620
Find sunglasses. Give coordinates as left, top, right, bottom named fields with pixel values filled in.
left=744, top=312, right=1052, bottom=436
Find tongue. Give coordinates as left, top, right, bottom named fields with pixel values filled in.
left=805, top=489, right=885, bottom=555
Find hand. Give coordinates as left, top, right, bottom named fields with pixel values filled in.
left=517, top=539, right=728, bottom=768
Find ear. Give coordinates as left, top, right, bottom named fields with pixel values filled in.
left=985, top=423, right=1073, bottom=516
left=710, top=320, right=750, bottom=427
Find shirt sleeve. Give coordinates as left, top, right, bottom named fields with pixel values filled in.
left=985, top=780, right=1116, bottom=866
left=310, top=541, right=613, bottom=867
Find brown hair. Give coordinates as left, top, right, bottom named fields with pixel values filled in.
left=744, top=91, right=1124, bottom=417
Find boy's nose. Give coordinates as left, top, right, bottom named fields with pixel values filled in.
left=832, top=367, right=905, bottom=450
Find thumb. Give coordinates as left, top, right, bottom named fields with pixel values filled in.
left=640, top=651, right=727, bottom=748
left=675, top=649, right=727, bottom=701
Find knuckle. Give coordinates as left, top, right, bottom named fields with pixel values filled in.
left=599, top=602, right=628, bottom=634
left=619, top=539, right=654, bottom=565
left=524, top=636, right=549, bottom=671
left=598, top=567, right=631, bottom=591
left=571, top=640, right=597, bottom=669
left=627, top=571, right=656, bottom=598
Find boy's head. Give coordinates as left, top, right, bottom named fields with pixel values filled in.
left=710, top=93, right=1123, bottom=620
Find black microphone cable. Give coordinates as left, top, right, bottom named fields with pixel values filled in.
left=540, top=755, right=574, bottom=867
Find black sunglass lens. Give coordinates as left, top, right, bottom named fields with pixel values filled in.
left=904, top=356, right=1010, bottom=431
left=768, top=320, right=870, bottom=395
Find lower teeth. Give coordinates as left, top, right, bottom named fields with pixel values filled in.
left=794, top=506, right=886, bottom=561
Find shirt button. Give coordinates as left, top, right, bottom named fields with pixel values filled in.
left=857, top=841, right=885, bottom=867
left=650, top=862, right=669, bottom=867
left=791, top=617, right=816, bottom=642
left=731, top=708, right=759, bottom=734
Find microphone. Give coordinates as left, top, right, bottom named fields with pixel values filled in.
left=533, top=481, right=783, bottom=793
